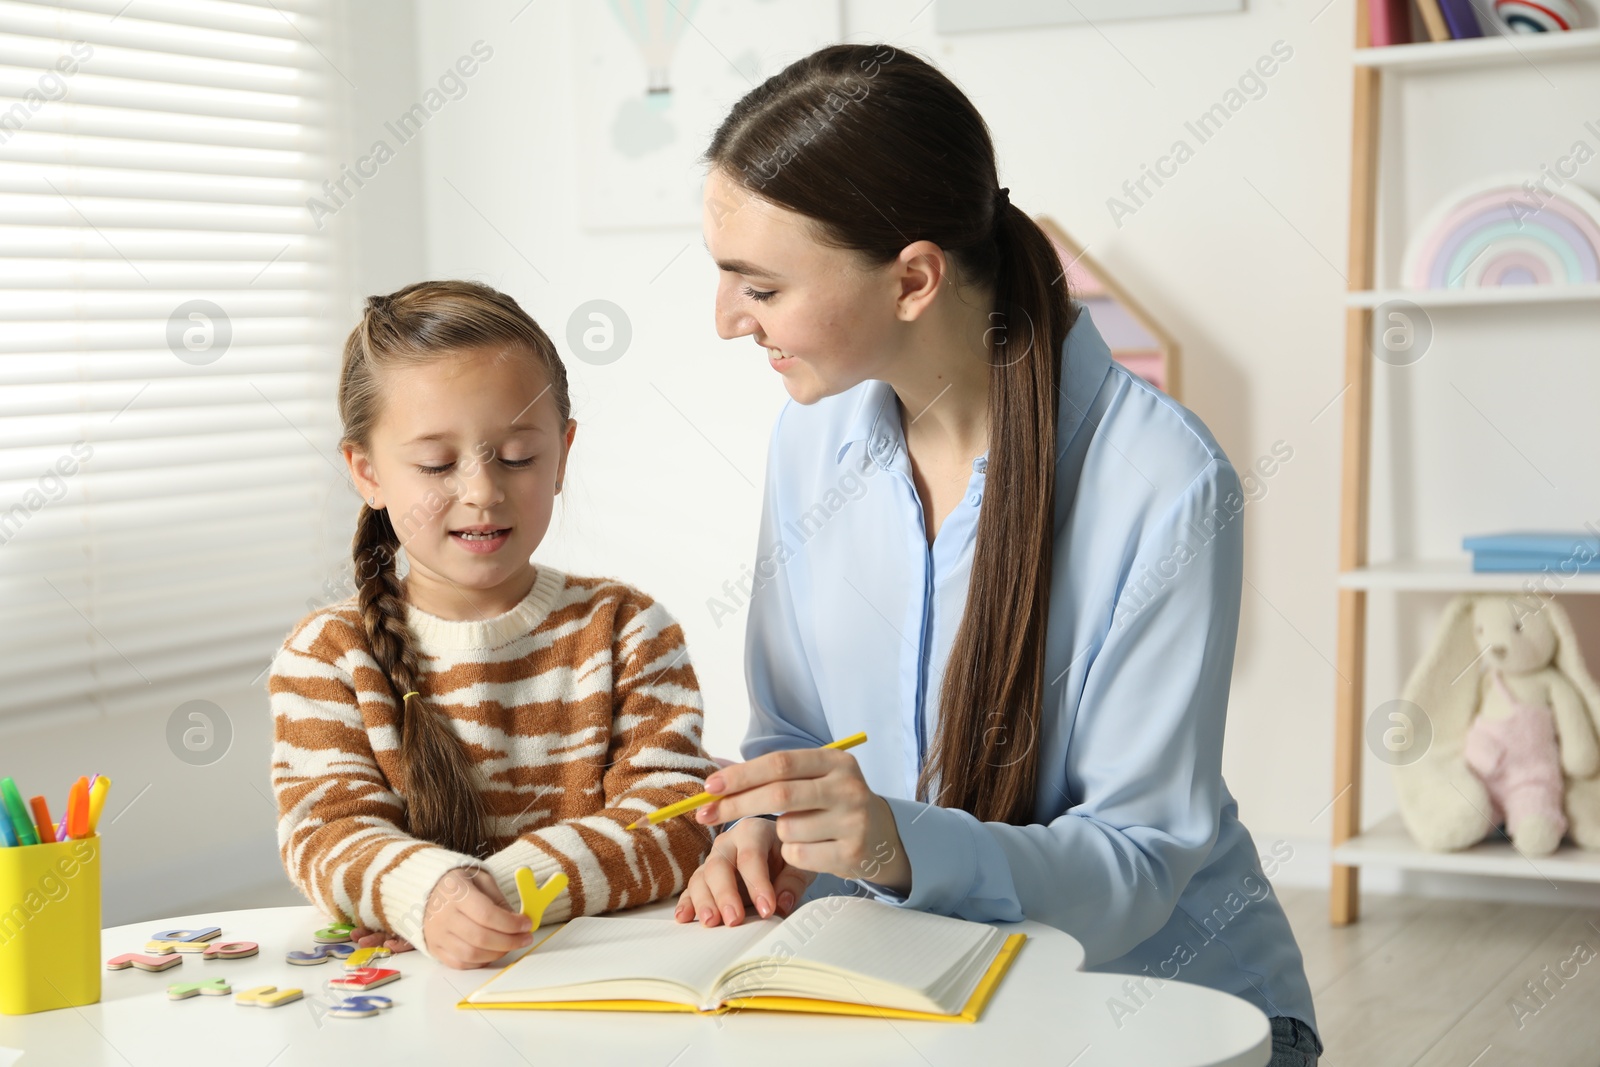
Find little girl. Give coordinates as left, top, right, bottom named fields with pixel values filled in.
left=267, top=279, right=718, bottom=969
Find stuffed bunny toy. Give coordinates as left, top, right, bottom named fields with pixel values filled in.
left=1393, top=594, right=1600, bottom=855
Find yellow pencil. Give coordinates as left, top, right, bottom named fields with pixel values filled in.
left=624, top=732, right=867, bottom=830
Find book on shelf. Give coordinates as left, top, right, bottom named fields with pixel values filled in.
left=456, top=895, right=1026, bottom=1022
left=1436, top=0, right=1483, bottom=38
left=1369, top=0, right=1414, bottom=45
left=1462, top=530, right=1600, bottom=573
left=1413, top=0, right=1452, bottom=41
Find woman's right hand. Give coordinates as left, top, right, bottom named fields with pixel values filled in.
left=421, top=866, right=536, bottom=969
left=675, top=816, right=815, bottom=927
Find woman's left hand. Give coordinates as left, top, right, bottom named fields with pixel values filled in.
left=695, top=747, right=913, bottom=894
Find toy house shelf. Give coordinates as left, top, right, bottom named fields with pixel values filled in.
left=1329, top=6, right=1600, bottom=926
left=1034, top=215, right=1181, bottom=400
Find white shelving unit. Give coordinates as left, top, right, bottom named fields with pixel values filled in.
left=1329, top=13, right=1600, bottom=924
left=1338, top=561, right=1600, bottom=595
left=1351, top=25, right=1600, bottom=69
left=1346, top=283, right=1600, bottom=309
left=1337, top=814, right=1600, bottom=883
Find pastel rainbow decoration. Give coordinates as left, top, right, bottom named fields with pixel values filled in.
left=1401, top=175, right=1600, bottom=290
left=1493, top=0, right=1579, bottom=32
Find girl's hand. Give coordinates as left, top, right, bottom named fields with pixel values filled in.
left=421, top=866, right=536, bottom=969
left=675, top=815, right=815, bottom=927
left=346, top=926, right=413, bottom=954
left=688, top=748, right=913, bottom=918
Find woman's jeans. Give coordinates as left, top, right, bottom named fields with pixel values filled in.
left=1268, top=1015, right=1323, bottom=1066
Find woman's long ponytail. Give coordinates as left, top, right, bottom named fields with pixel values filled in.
left=920, top=197, right=1074, bottom=823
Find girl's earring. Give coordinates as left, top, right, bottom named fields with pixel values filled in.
left=368, top=495, right=377, bottom=508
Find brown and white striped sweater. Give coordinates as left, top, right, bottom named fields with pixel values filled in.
left=266, top=566, right=717, bottom=960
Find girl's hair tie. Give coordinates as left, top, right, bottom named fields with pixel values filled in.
left=402, top=691, right=420, bottom=703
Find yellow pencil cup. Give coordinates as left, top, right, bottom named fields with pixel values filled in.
left=0, top=835, right=101, bottom=1015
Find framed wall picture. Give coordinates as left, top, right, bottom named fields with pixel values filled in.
left=574, top=0, right=843, bottom=231
left=935, top=0, right=1244, bottom=33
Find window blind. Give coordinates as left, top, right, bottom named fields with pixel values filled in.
left=0, top=0, right=347, bottom=731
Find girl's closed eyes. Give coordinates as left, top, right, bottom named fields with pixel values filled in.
left=415, top=455, right=538, bottom=476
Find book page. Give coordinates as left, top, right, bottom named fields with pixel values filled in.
left=717, top=896, right=1003, bottom=1012
left=467, top=915, right=778, bottom=1005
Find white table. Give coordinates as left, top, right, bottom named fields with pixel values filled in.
left=0, top=902, right=1270, bottom=1067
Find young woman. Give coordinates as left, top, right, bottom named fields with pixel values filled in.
left=676, top=44, right=1323, bottom=1066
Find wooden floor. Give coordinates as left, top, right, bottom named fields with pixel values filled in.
left=1277, top=886, right=1600, bottom=1066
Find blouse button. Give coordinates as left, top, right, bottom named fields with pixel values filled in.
left=967, top=492, right=982, bottom=506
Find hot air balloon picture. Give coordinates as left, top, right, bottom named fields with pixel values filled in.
left=1400, top=174, right=1600, bottom=291
left=610, top=0, right=701, bottom=96
left=573, top=0, right=843, bottom=230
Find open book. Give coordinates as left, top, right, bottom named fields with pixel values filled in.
left=457, top=896, right=1026, bottom=1022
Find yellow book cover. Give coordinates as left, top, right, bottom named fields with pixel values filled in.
left=456, top=896, right=1026, bottom=1023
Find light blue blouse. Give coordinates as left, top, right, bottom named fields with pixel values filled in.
left=739, top=304, right=1318, bottom=1036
